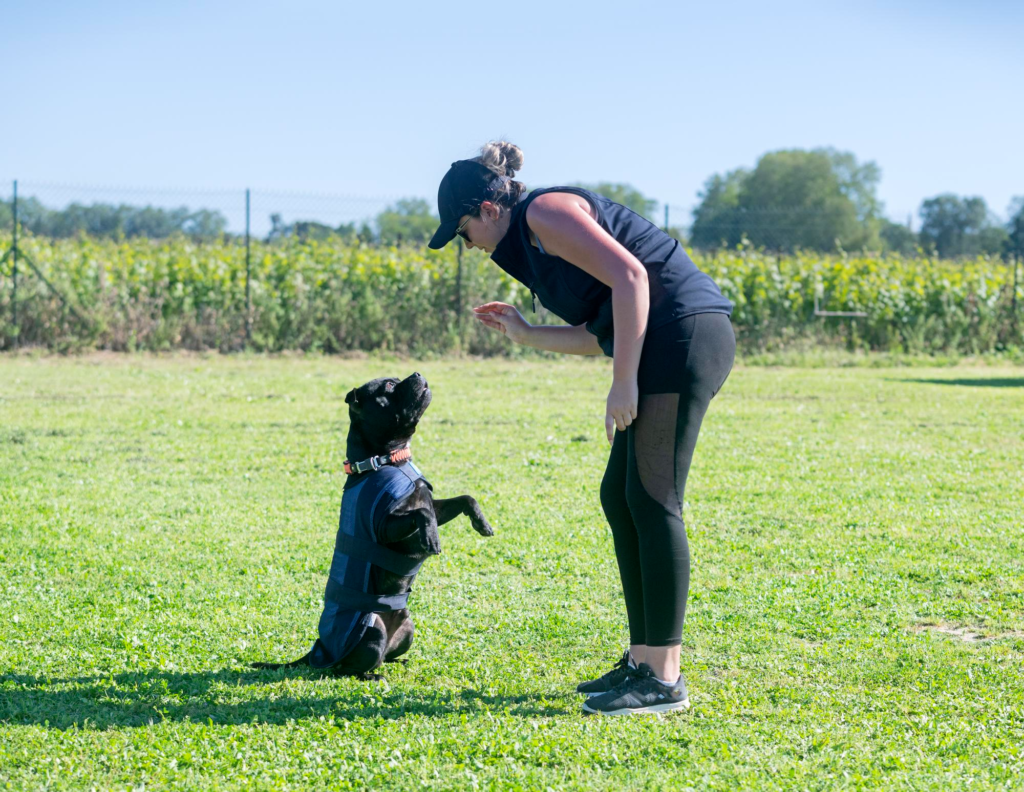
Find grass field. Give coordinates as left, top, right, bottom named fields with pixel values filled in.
left=1, top=355, right=1023, bottom=790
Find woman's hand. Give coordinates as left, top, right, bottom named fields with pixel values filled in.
left=473, top=302, right=532, bottom=345
left=606, top=377, right=639, bottom=444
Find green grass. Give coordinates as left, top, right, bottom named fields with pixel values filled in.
left=1, top=355, right=1023, bottom=790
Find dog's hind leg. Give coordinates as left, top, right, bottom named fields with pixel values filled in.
left=331, top=614, right=388, bottom=677
left=381, top=609, right=414, bottom=662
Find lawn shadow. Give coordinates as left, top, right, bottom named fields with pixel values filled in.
left=900, top=377, right=1024, bottom=388
left=0, top=667, right=567, bottom=730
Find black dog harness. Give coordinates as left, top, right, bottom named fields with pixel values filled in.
left=307, top=458, right=431, bottom=668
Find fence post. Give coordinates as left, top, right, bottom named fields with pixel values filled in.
left=12, top=180, right=18, bottom=346
left=1013, top=253, right=1020, bottom=332
left=456, top=238, right=463, bottom=342
left=245, top=188, right=252, bottom=346
left=664, top=204, right=669, bottom=233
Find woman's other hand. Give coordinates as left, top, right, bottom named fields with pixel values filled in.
left=473, top=302, right=532, bottom=345
left=606, top=377, right=639, bottom=444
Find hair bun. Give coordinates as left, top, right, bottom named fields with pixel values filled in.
left=478, top=140, right=524, bottom=178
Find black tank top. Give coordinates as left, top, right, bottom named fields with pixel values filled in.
left=489, top=186, right=732, bottom=357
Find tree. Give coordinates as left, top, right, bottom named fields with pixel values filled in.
left=267, top=213, right=289, bottom=242
left=689, top=149, right=882, bottom=252
left=689, top=169, right=749, bottom=249
left=183, top=209, right=228, bottom=239
left=918, top=194, right=1007, bottom=258
left=0, top=196, right=49, bottom=234
left=48, top=202, right=130, bottom=237
left=826, top=148, right=882, bottom=223
left=880, top=218, right=918, bottom=256
left=0, top=197, right=227, bottom=240
left=293, top=221, right=340, bottom=241
left=571, top=183, right=657, bottom=221
left=737, top=149, right=866, bottom=251
left=977, top=226, right=1011, bottom=257
left=376, top=198, right=438, bottom=245
left=266, top=215, right=364, bottom=243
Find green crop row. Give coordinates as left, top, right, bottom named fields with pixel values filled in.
left=1, top=234, right=1021, bottom=355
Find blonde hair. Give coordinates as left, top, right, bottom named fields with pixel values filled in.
left=472, top=140, right=526, bottom=212
left=476, top=140, right=524, bottom=178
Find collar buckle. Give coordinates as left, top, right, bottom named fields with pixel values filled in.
left=344, top=448, right=410, bottom=477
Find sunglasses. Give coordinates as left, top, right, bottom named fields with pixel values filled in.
left=455, top=214, right=473, bottom=243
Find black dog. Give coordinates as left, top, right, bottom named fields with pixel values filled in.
left=253, top=372, right=493, bottom=676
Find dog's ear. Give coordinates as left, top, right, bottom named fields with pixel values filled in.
left=345, top=388, right=359, bottom=406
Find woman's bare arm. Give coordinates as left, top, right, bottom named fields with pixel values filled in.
left=525, top=193, right=649, bottom=382
left=523, top=323, right=605, bottom=355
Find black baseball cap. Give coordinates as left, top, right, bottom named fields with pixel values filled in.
left=428, top=160, right=509, bottom=249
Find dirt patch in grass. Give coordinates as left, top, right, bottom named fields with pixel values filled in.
left=910, top=623, right=1024, bottom=642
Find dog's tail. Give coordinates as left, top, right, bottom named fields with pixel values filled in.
left=250, top=651, right=311, bottom=670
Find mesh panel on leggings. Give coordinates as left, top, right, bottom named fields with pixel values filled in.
left=634, top=393, right=682, bottom=517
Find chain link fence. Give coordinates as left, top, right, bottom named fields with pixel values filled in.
left=1, top=179, right=1019, bottom=354
left=2, top=180, right=923, bottom=245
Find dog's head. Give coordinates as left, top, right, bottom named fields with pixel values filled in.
left=344, top=372, right=432, bottom=451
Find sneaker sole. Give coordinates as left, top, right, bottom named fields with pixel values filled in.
left=582, top=698, right=690, bottom=716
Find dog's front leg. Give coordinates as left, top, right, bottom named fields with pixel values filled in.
left=432, top=495, right=494, bottom=536
left=378, top=479, right=438, bottom=549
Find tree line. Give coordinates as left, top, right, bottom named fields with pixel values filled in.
left=688, top=148, right=1022, bottom=259
left=2, top=150, right=1021, bottom=259
left=0, top=196, right=228, bottom=241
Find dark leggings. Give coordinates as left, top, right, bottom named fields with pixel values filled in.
left=599, top=312, right=735, bottom=647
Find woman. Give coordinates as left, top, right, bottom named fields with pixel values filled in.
left=428, top=142, right=735, bottom=716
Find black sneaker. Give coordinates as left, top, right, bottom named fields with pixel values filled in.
left=582, top=662, right=690, bottom=716
left=575, top=650, right=636, bottom=697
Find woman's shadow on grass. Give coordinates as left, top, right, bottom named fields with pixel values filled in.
left=0, top=668, right=567, bottom=730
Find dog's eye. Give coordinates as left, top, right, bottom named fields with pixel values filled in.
left=385, top=381, right=396, bottom=393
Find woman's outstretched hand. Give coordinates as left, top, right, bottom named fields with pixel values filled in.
left=606, top=377, right=639, bottom=444
left=473, top=302, right=532, bottom=345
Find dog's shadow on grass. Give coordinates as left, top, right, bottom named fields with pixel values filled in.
left=898, top=377, right=1024, bottom=388
left=0, top=668, right=567, bottom=730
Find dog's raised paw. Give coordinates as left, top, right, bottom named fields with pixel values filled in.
left=471, top=517, right=495, bottom=537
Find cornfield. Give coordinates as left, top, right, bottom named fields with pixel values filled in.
left=1, top=234, right=1020, bottom=355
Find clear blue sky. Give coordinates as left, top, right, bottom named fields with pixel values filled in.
left=3, top=0, right=1022, bottom=224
